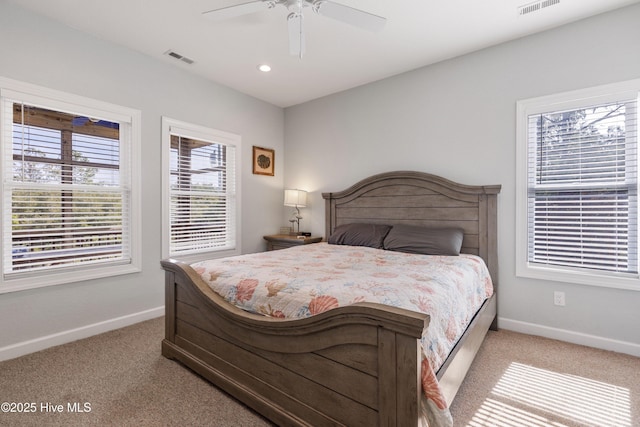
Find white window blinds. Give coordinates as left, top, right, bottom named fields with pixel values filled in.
left=2, top=101, right=132, bottom=275
left=168, top=128, right=238, bottom=256
left=526, top=99, right=638, bottom=275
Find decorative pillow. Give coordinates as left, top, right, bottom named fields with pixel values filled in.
left=383, top=225, right=464, bottom=256
left=328, top=223, right=392, bottom=249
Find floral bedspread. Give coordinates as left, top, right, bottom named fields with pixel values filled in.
left=192, top=242, right=493, bottom=427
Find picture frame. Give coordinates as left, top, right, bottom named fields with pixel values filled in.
left=252, top=146, right=275, bottom=176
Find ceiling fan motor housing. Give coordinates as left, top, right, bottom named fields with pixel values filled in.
left=284, top=0, right=309, bottom=11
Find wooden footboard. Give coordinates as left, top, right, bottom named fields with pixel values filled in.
left=162, top=259, right=430, bottom=426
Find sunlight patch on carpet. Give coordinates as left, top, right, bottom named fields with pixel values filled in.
left=468, top=362, right=631, bottom=427
left=468, top=398, right=569, bottom=427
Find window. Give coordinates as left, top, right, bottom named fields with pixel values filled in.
left=161, top=117, right=240, bottom=261
left=0, top=77, right=141, bottom=293
left=516, top=79, right=639, bottom=290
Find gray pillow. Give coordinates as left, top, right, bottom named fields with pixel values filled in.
left=383, top=225, right=464, bottom=256
left=328, top=223, right=392, bottom=249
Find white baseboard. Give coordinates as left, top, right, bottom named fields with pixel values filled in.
left=0, top=306, right=164, bottom=362
left=498, top=317, right=640, bottom=358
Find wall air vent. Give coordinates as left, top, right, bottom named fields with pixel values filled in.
left=164, top=50, right=195, bottom=65
left=519, top=0, right=560, bottom=16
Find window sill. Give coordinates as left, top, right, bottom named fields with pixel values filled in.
left=165, top=247, right=241, bottom=264
left=516, top=263, right=640, bottom=291
left=0, top=262, right=141, bottom=294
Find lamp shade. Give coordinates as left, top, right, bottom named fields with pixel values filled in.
left=284, top=189, right=307, bottom=207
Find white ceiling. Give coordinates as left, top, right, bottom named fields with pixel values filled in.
left=8, top=0, right=640, bottom=107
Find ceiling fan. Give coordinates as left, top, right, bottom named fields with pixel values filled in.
left=202, top=0, right=386, bottom=58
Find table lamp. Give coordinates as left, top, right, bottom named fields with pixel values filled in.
left=284, top=189, right=307, bottom=235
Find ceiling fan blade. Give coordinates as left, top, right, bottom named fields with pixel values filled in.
left=313, top=1, right=386, bottom=32
left=287, top=12, right=305, bottom=58
left=202, top=1, right=271, bottom=21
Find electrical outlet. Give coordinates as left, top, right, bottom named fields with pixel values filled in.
left=554, top=291, right=566, bottom=306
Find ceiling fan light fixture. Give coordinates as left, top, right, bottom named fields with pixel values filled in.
left=257, top=64, right=272, bottom=72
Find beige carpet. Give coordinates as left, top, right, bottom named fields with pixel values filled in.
left=449, top=329, right=639, bottom=427
left=0, top=317, right=638, bottom=426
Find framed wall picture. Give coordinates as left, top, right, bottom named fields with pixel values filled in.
left=252, top=146, right=275, bottom=176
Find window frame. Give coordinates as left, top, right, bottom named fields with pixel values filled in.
left=0, top=77, right=141, bottom=294
left=161, top=117, right=241, bottom=262
left=516, top=79, right=640, bottom=291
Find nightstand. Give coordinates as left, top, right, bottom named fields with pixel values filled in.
left=263, top=234, right=322, bottom=251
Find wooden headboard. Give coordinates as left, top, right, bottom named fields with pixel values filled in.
left=322, top=171, right=501, bottom=284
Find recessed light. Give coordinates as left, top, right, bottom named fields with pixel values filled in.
left=257, top=64, right=272, bottom=72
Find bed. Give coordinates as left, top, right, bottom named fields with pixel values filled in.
left=161, top=170, right=501, bottom=426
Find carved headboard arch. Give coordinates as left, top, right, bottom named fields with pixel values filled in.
left=322, top=170, right=501, bottom=284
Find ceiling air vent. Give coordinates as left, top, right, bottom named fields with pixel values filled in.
left=519, top=0, right=560, bottom=16
left=164, top=50, right=195, bottom=65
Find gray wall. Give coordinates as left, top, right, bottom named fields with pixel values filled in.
left=284, top=4, right=640, bottom=353
left=0, top=1, right=284, bottom=354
